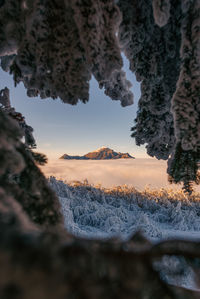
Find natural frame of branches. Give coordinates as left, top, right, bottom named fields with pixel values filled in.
left=0, top=0, right=200, bottom=298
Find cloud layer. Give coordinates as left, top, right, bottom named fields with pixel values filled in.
left=40, top=158, right=194, bottom=191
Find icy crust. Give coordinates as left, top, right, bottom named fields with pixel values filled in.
left=49, top=177, right=200, bottom=241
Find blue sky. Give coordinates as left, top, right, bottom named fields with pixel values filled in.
left=0, top=57, right=147, bottom=159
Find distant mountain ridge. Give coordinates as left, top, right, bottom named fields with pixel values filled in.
left=60, top=147, right=135, bottom=160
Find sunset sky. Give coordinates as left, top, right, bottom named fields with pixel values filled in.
left=0, top=56, right=148, bottom=159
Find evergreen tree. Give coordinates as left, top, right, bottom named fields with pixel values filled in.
left=167, top=143, right=200, bottom=194
left=0, top=87, right=47, bottom=165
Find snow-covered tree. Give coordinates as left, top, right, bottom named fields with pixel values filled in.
left=116, top=0, right=182, bottom=161
left=167, top=142, right=200, bottom=194
left=0, top=87, right=36, bottom=148
left=0, top=0, right=133, bottom=107
left=0, top=87, right=47, bottom=165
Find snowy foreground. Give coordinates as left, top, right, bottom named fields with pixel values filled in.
left=50, top=177, right=200, bottom=241
left=49, top=177, right=200, bottom=289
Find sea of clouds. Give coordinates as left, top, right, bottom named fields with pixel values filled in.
left=41, top=158, right=200, bottom=192
left=41, top=158, right=181, bottom=190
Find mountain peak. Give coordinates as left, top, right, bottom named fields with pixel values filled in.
left=60, top=147, right=135, bottom=160
left=93, top=146, right=108, bottom=152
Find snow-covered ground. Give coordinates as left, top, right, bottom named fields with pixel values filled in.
left=49, top=177, right=200, bottom=289
left=49, top=177, right=200, bottom=241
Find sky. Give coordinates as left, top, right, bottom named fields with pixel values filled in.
left=0, top=56, right=148, bottom=159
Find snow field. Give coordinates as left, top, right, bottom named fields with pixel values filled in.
left=49, top=177, right=200, bottom=241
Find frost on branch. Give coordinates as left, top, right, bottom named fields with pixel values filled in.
left=166, top=0, right=200, bottom=191
left=0, top=87, right=49, bottom=167
left=171, top=0, right=200, bottom=152
left=0, top=87, right=36, bottom=148
left=117, top=0, right=181, bottom=160
left=117, top=0, right=200, bottom=190
left=102, top=70, right=133, bottom=107
left=0, top=0, right=133, bottom=107
left=71, top=0, right=122, bottom=82
left=0, top=91, right=62, bottom=226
